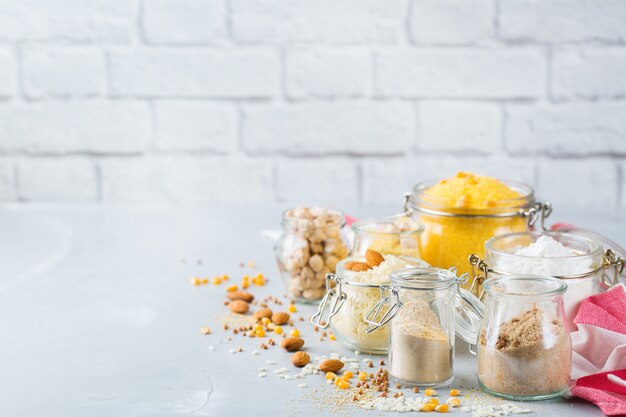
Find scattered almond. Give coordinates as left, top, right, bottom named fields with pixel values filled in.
left=345, top=261, right=371, bottom=272
left=280, top=336, right=305, bottom=352
left=365, top=249, right=384, bottom=268
left=291, top=351, right=310, bottom=367
left=229, top=299, right=249, bottom=314
left=227, top=291, right=254, bottom=302
left=254, top=308, right=273, bottom=320
left=272, top=311, right=290, bottom=325
left=319, top=359, right=344, bottom=373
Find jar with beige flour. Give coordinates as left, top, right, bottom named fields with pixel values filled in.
left=365, top=267, right=483, bottom=387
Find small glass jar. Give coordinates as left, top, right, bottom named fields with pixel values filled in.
left=275, top=207, right=350, bottom=303
left=472, top=231, right=606, bottom=329
left=405, top=179, right=550, bottom=284
left=365, top=267, right=483, bottom=387
left=477, top=275, right=571, bottom=401
left=351, top=214, right=424, bottom=259
left=311, top=256, right=427, bottom=354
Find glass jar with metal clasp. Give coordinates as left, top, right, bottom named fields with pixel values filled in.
left=351, top=214, right=424, bottom=259
left=310, top=256, right=428, bottom=354
left=469, top=231, right=626, bottom=329
left=402, top=178, right=552, bottom=287
left=364, top=267, right=483, bottom=387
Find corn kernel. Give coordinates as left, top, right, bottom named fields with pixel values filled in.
left=424, top=388, right=437, bottom=397
left=343, top=371, right=353, bottom=380
left=212, top=277, right=222, bottom=285
left=358, top=371, right=367, bottom=381
left=261, top=317, right=271, bottom=325
left=291, top=328, right=300, bottom=337
left=255, top=329, right=266, bottom=337
left=329, top=334, right=337, bottom=341
left=449, top=389, right=461, bottom=396
left=337, top=380, right=350, bottom=389
left=428, top=398, right=439, bottom=405
left=288, top=304, right=297, bottom=313
left=242, top=275, right=250, bottom=282
left=435, top=404, right=449, bottom=413
left=448, top=398, right=461, bottom=408
left=274, top=326, right=283, bottom=335
left=420, top=403, right=436, bottom=412
left=201, top=278, right=209, bottom=285
left=334, top=378, right=342, bottom=387
left=222, top=275, right=229, bottom=281
left=192, top=277, right=200, bottom=285
left=226, top=284, right=238, bottom=292
left=326, top=372, right=337, bottom=380
left=242, top=282, right=249, bottom=289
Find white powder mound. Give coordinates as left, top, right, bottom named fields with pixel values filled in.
left=514, top=235, right=578, bottom=258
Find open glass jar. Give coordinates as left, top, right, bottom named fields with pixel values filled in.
left=365, top=267, right=483, bottom=387
left=469, top=231, right=625, bottom=328
left=404, top=178, right=551, bottom=284
left=275, top=207, right=350, bottom=303
left=477, top=275, right=571, bottom=401
left=310, top=255, right=427, bottom=354
left=351, top=214, right=424, bottom=259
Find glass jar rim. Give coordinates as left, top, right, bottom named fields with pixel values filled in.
left=485, top=231, right=604, bottom=261
left=390, top=267, right=457, bottom=290
left=336, top=256, right=426, bottom=287
left=483, top=275, right=567, bottom=297
left=281, top=207, right=345, bottom=228
left=351, top=214, right=424, bottom=236
left=409, top=178, right=535, bottom=217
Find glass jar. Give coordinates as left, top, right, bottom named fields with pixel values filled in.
left=365, top=267, right=483, bottom=387
left=311, top=256, right=427, bottom=354
left=470, top=231, right=612, bottom=329
left=405, top=179, right=551, bottom=284
left=275, top=207, right=350, bottom=303
left=351, top=214, right=424, bottom=259
left=477, top=275, right=571, bottom=401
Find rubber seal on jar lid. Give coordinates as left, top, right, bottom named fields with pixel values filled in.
left=454, top=288, right=484, bottom=344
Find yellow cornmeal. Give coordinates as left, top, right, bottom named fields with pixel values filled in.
left=418, top=172, right=527, bottom=283
left=426, top=172, right=522, bottom=209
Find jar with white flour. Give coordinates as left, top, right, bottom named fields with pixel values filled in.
left=469, top=231, right=625, bottom=329
left=365, top=267, right=483, bottom=387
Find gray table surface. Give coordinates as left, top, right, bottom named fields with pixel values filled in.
left=1, top=204, right=623, bottom=417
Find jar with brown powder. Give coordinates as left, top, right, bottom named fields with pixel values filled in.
left=477, top=275, right=571, bottom=400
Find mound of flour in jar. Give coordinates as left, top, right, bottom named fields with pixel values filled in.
left=492, top=235, right=597, bottom=327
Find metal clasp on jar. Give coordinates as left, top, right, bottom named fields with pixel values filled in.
left=468, top=254, right=489, bottom=300
left=364, top=268, right=469, bottom=333
left=601, top=249, right=625, bottom=288
left=310, top=273, right=346, bottom=329
left=518, top=202, right=553, bottom=230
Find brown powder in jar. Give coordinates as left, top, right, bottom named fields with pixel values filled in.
left=389, top=301, right=453, bottom=385
left=478, top=306, right=571, bottom=396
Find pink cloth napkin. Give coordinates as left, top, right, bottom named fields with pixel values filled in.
left=570, top=284, right=626, bottom=415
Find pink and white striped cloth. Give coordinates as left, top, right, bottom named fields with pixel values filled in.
left=570, top=284, right=626, bottom=415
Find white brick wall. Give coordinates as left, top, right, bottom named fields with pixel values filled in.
left=0, top=0, right=624, bottom=215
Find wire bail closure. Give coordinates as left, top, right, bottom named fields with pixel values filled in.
left=602, top=249, right=625, bottom=288
left=364, top=268, right=469, bottom=333
left=520, top=202, right=553, bottom=230
left=310, top=273, right=346, bottom=329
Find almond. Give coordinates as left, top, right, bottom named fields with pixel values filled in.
left=319, top=359, right=344, bottom=373
left=227, top=291, right=254, bottom=302
left=253, top=308, right=273, bottom=320
left=291, top=351, right=310, bottom=367
left=228, top=299, right=249, bottom=314
left=365, top=249, right=385, bottom=268
left=272, top=311, right=290, bottom=325
left=281, top=336, right=304, bottom=352
left=346, top=261, right=371, bottom=272
left=344, top=261, right=357, bottom=270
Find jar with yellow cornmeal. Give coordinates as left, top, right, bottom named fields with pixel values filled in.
left=407, top=172, right=538, bottom=288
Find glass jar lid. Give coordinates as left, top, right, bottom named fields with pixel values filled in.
left=352, top=213, right=424, bottom=236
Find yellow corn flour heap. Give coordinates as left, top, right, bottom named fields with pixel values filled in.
left=418, top=172, right=527, bottom=281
